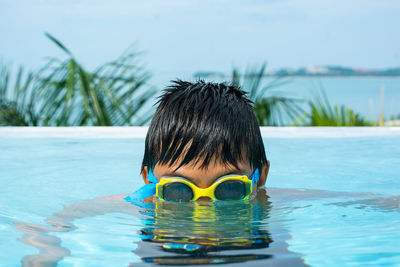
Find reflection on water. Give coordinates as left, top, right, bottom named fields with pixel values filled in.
left=13, top=189, right=308, bottom=266
left=135, top=196, right=273, bottom=264
left=131, top=191, right=305, bottom=266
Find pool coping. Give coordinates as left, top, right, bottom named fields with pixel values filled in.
left=0, top=127, right=399, bottom=138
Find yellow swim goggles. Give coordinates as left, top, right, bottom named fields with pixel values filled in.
left=154, top=169, right=259, bottom=201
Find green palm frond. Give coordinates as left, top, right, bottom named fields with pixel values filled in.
left=294, top=89, right=374, bottom=126
left=35, top=33, right=155, bottom=126
left=231, top=63, right=303, bottom=126
left=0, top=63, right=40, bottom=126
left=0, top=34, right=155, bottom=126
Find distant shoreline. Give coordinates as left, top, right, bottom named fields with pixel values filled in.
left=193, top=74, right=400, bottom=79
left=194, top=66, right=400, bottom=79
left=271, top=75, right=400, bottom=79
left=266, top=75, right=400, bottom=78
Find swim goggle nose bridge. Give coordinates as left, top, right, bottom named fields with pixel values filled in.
left=154, top=169, right=259, bottom=202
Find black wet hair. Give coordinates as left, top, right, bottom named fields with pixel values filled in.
left=141, top=80, right=267, bottom=173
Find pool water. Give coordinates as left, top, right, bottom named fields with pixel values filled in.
left=0, top=128, right=399, bottom=266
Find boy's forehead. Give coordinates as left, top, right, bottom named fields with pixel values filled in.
left=153, top=160, right=252, bottom=188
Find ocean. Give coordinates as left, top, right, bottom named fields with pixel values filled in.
left=149, top=75, right=400, bottom=122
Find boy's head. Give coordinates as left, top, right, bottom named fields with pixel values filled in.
left=141, top=80, right=269, bottom=195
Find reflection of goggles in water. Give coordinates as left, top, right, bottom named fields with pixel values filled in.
left=146, top=199, right=272, bottom=249
left=155, top=169, right=259, bottom=201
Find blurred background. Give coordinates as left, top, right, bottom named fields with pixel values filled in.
left=1, top=0, right=399, bottom=126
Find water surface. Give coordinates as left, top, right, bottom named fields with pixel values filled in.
left=0, top=136, right=399, bottom=266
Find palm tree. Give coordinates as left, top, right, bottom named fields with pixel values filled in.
left=231, top=63, right=304, bottom=126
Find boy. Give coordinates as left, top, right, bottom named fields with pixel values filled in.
left=125, top=80, right=270, bottom=203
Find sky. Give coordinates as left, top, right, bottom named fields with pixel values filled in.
left=0, top=0, right=399, bottom=78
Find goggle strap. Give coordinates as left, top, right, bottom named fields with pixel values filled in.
left=124, top=168, right=158, bottom=203
left=250, top=168, right=260, bottom=185
left=124, top=183, right=157, bottom=202
left=148, top=168, right=159, bottom=184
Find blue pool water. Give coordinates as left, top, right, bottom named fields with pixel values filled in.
left=0, top=128, right=399, bottom=266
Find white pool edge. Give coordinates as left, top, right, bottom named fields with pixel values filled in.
left=0, top=127, right=400, bottom=138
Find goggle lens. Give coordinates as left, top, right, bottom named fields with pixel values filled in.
left=214, top=180, right=246, bottom=200
left=163, top=182, right=194, bottom=201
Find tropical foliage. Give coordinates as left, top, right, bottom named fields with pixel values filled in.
left=0, top=34, right=390, bottom=127
left=0, top=65, right=40, bottom=126
left=294, top=90, right=373, bottom=126
left=231, top=63, right=304, bottom=126
left=0, top=33, right=155, bottom=126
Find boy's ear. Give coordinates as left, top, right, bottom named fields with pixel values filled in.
left=257, top=160, right=270, bottom=187
left=141, top=166, right=151, bottom=184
